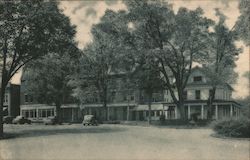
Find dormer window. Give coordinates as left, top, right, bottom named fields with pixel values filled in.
left=193, top=76, right=202, bottom=82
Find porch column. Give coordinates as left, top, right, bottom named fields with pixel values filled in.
left=71, top=109, right=74, bottom=122
left=215, top=104, right=218, bottom=119
left=165, top=110, right=168, bottom=119
left=107, top=107, right=110, bottom=121
left=236, top=108, right=238, bottom=118
left=188, top=105, right=191, bottom=119
left=230, top=104, right=233, bottom=117
left=201, top=105, right=204, bottom=120
left=175, top=106, right=177, bottom=119
left=154, top=111, right=157, bottom=117
left=143, top=111, right=146, bottom=120
left=127, top=106, right=130, bottom=121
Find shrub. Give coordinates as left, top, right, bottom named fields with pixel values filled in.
left=212, top=118, right=250, bottom=138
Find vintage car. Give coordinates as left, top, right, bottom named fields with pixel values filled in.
left=43, top=116, right=58, bottom=125
left=82, top=115, right=98, bottom=126
left=12, top=116, right=31, bottom=124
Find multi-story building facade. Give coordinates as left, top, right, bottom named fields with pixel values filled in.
left=2, top=83, right=20, bottom=117
left=19, top=67, right=241, bottom=122
left=83, top=67, right=241, bottom=121
left=20, top=75, right=81, bottom=123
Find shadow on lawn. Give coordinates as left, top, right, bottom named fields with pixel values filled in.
left=2, top=125, right=127, bottom=140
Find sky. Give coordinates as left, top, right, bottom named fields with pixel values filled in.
left=11, top=0, right=249, bottom=99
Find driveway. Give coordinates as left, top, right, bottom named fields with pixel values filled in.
left=0, top=124, right=249, bottom=160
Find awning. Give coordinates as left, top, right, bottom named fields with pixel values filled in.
left=132, top=104, right=164, bottom=111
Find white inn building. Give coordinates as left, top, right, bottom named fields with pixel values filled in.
left=82, top=67, right=241, bottom=121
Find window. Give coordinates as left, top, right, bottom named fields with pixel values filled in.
left=25, top=95, right=29, bottom=103
left=183, top=91, right=187, bottom=100
left=152, top=97, right=156, bottom=102
left=42, top=110, right=46, bottom=117
left=123, top=96, right=127, bottom=101
left=51, top=109, right=54, bottom=116
left=30, top=110, right=34, bottom=118
left=140, top=96, right=144, bottom=101
left=47, top=110, right=51, bottom=117
left=25, top=111, right=29, bottom=118
left=34, top=110, right=37, bottom=117
left=193, top=76, right=202, bottom=82
left=156, top=111, right=160, bottom=116
left=195, top=90, right=201, bottom=100
left=209, top=89, right=213, bottom=97
left=4, top=95, right=8, bottom=103
left=166, top=90, right=168, bottom=95
left=130, top=96, right=134, bottom=101
left=30, top=96, right=33, bottom=102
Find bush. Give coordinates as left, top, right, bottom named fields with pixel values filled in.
left=212, top=118, right=250, bottom=138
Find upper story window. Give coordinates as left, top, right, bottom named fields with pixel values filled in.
left=209, top=89, right=213, bottom=97
left=30, top=96, right=33, bottom=103
left=123, top=95, right=127, bottom=101
left=130, top=95, right=134, bottom=101
left=195, top=90, right=201, bottom=100
left=4, top=95, right=8, bottom=103
left=25, top=94, right=33, bottom=103
left=25, top=94, right=29, bottom=103
left=183, top=91, right=187, bottom=100
left=193, top=76, right=202, bottom=82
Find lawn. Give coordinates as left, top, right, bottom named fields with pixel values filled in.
left=0, top=124, right=249, bottom=160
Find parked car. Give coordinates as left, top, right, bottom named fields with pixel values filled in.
left=12, top=116, right=31, bottom=124
left=43, top=116, right=58, bottom=125
left=82, top=115, right=98, bottom=126
left=3, top=116, right=14, bottom=124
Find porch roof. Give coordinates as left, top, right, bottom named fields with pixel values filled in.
left=162, top=100, right=242, bottom=107
left=81, top=103, right=136, bottom=109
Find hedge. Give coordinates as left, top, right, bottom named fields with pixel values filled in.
left=212, top=118, right=250, bottom=138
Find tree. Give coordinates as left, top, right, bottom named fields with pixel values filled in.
left=124, top=0, right=213, bottom=119
left=72, top=10, right=129, bottom=121
left=0, top=0, right=76, bottom=137
left=132, top=54, right=164, bottom=124
left=235, top=0, right=250, bottom=46
left=23, top=45, right=79, bottom=123
left=202, top=9, right=241, bottom=120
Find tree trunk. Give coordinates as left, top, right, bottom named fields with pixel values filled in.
left=103, top=100, right=109, bottom=121
left=127, top=99, right=130, bottom=121
left=55, top=100, right=62, bottom=124
left=0, top=82, right=6, bottom=138
left=0, top=41, right=8, bottom=138
left=147, top=92, right=152, bottom=124
left=178, top=102, right=185, bottom=120
left=207, top=87, right=216, bottom=120
left=177, top=93, right=186, bottom=120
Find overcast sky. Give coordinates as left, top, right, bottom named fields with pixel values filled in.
left=11, top=0, right=249, bottom=99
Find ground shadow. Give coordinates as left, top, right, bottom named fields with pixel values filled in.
left=1, top=125, right=127, bottom=140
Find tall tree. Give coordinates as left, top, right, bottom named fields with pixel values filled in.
left=0, top=1, right=76, bottom=137
left=202, top=9, right=241, bottom=120
left=235, top=0, right=250, bottom=46
left=23, top=45, right=79, bottom=123
left=132, top=54, right=164, bottom=124
left=73, top=10, right=129, bottom=120
left=124, top=0, right=213, bottom=119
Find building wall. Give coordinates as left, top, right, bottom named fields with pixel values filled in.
left=1, top=83, right=20, bottom=117
left=10, top=84, right=20, bottom=117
